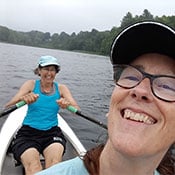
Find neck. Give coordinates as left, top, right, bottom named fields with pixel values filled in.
left=99, top=140, right=160, bottom=175
left=40, top=81, right=54, bottom=94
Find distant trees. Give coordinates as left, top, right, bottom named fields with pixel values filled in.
left=0, top=26, right=10, bottom=41
left=0, top=9, right=174, bottom=56
left=121, top=9, right=155, bottom=29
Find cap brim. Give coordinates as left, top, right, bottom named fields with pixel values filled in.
left=110, top=21, right=175, bottom=65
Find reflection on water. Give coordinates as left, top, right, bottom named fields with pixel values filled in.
left=0, top=42, right=114, bottom=149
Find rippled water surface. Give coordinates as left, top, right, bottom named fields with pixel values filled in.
left=0, top=42, right=114, bottom=149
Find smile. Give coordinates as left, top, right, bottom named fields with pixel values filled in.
left=123, top=109, right=156, bottom=124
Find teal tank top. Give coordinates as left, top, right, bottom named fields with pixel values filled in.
left=23, top=80, right=60, bottom=130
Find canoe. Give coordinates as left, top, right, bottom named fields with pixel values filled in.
left=0, top=105, right=86, bottom=175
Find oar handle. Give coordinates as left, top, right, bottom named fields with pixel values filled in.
left=67, top=106, right=107, bottom=129
left=67, top=105, right=78, bottom=113
left=0, top=101, right=26, bottom=118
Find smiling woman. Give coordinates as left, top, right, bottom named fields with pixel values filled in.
left=4, top=55, right=80, bottom=174
left=35, top=21, right=175, bottom=175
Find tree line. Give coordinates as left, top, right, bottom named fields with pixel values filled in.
left=0, top=9, right=175, bottom=56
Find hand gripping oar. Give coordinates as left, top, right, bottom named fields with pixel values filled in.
left=67, top=106, right=107, bottom=129
left=0, top=101, right=26, bottom=117
left=0, top=101, right=108, bottom=129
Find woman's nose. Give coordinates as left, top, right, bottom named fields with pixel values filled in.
left=129, top=78, right=154, bottom=102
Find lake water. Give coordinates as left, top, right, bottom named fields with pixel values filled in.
left=0, top=42, right=114, bottom=149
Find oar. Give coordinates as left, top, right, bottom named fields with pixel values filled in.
left=0, top=101, right=26, bottom=117
left=0, top=101, right=108, bottom=129
left=67, top=106, right=107, bottom=129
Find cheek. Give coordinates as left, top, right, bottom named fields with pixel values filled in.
left=40, top=73, right=45, bottom=78
left=110, top=86, right=127, bottom=105
left=158, top=103, right=175, bottom=141
left=108, top=87, right=126, bottom=121
left=159, top=102, right=175, bottom=123
left=164, top=109, right=175, bottom=129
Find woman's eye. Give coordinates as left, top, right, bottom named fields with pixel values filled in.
left=123, top=76, right=139, bottom=81
left=159, top=84, right=175, bottom=92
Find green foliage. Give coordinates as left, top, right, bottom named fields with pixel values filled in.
left=0, top=26, right=10, bottom=41
left=0, top=9, right=174, bottom=56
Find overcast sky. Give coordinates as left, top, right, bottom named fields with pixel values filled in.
left=0, top=0, right=174, bottom=35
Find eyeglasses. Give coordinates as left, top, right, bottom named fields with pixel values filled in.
left=42, top=67, right=57, bottom=72
left=113, top=64, right=175, bottom=102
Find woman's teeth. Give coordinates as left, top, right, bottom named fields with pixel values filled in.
left=123, top=109, right=156, bottom=124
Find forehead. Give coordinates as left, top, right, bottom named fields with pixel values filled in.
left=131, top=53, right=175, bottom=75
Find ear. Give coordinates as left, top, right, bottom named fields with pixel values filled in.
left=38, top=68, right=42, bottom=76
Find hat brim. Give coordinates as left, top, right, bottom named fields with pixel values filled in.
left=40, top=62, right=60, bottom=67
left=110, top=21, right=175, bottom=65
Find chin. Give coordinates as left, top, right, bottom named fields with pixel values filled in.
left=110, top=134, right=146, bottom=157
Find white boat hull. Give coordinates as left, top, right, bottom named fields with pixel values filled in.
left=0, top=105, right=86, bottom=175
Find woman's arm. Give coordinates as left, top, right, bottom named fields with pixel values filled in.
left=57, top=84, right=80, bottom=110
left=5, top=80, right=38, bottom=108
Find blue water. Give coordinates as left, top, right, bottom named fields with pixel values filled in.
left=0, top=42, right=114, bottom=149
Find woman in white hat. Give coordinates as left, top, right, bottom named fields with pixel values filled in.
left=5, top=55, right=79, bottom=175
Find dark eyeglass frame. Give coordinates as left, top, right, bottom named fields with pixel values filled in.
left=39, top=65, right=60, bottom=73
left=113, top=64, right=175, bottom=102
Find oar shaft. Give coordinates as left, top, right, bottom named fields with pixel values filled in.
left=1, top=102, right=108, bottom=129
left=0, top=101, right=26, bottom=117
left=67, top=106, right=107, bottom=129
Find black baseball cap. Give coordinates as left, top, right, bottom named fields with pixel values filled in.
left=110, top=21, right=175, bottom=65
